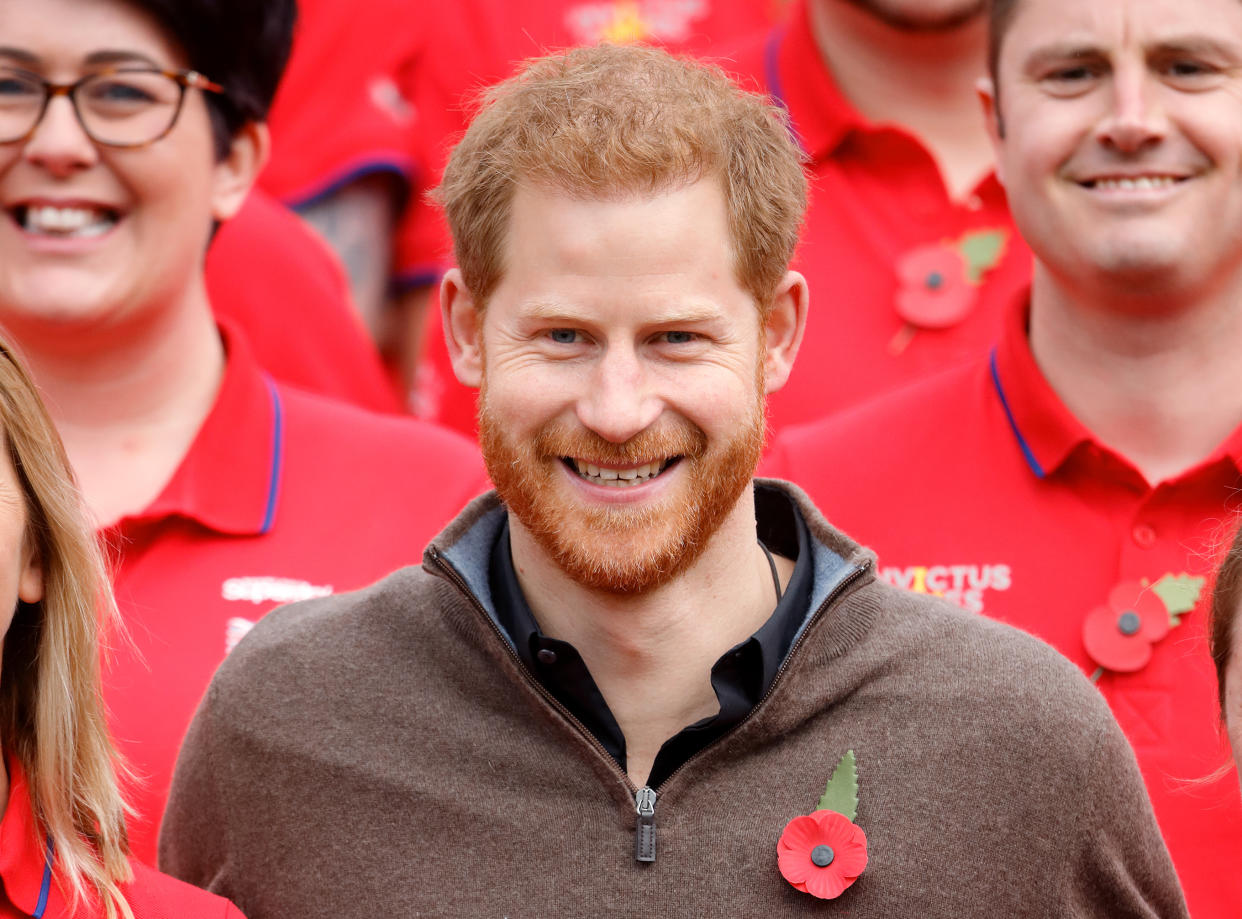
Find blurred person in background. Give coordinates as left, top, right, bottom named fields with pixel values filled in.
left=0, top=336, right=245, bottom=918
left=765, top=0, right=1242, bottom=910
left=0, top=0, right=486, bottom=864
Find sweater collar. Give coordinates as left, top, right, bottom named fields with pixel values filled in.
left=425, top=480, right=875, bottom=650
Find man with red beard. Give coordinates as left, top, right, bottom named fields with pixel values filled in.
left=160, top=44, right=1185, bottom=917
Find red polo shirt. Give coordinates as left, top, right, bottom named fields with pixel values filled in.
left=206, top=190, right=401, bottom=414
left=261, top=0, right=419, bottom=209
left=101, top=324, right=488, bottom=866
left=763, top=294, right=1242, bottom=917
left=0, top=758, right=243, bottom=918
left=722, top=0, right=1030, bottom=435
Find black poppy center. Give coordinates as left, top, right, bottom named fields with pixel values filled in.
left=811, top=845, right=835, bottom=867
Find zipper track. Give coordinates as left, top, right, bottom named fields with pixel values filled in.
left=427, top=546, right=872, bottom=804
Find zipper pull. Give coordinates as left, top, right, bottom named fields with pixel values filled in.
left=634, top=786, right=658, bottom=863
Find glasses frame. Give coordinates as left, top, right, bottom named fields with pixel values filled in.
left=0, top=66, right=225, bottom=149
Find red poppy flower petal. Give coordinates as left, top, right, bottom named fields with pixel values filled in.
left=778, top=815, right=826, bottom=853
left=831, top=841, right=870, bottom=878
left=1105, top=583, right=1169, bottom=641
left=778, top=848, right=815, bottom=886
left=803, top=868, right=855, bottom=900
left=1082, top=621, right=1152, bottom=672
left=897, top=285, right=975, bottom=329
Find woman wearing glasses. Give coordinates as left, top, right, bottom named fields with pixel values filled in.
left=0, top=0, right=485, bottom=869
left=0, top=338, right=244, bottom=918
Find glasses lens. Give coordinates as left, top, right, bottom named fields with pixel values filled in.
left=0, top=69, right=45, bottom=143
left=77, top=70, right=182, bottom=146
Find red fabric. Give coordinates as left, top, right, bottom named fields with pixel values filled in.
left=762, top=292, right=1242, bottom=918
left=391, top=0, right=784, bottom=283
left=100, top=323, right=488, bottom=866
left=411, top=0, right=1031, bottom=438
left=0, top=758, right=243, bottom=918
left=206, top=190, right=402, bottom=414
left=731, top=0, right=1030, bottom=435
left=260, top=0, right=419, bottom=206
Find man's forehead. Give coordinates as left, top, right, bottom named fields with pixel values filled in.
left=1002, top=0, right=1242, bottom=59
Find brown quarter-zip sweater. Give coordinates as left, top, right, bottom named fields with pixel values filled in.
left=159, top=483, right=1187, bottom=918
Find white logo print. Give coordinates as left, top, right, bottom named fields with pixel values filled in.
left=221, top=576, right=334, bottom=605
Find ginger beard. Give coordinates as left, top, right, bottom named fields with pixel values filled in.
left=479, top=373, right=765, bottom=595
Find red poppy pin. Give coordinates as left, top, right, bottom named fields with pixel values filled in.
left=777, top=750, right=868, bottom=900
left=1082, top=573, right=1205, bottom=681
left=890, top=229, right=1009, bottom=354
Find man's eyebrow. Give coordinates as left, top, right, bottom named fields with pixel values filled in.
left=518, top=302, right=725, bottom=325
left=1148, top=36, right=1242, bottom=60
left=1021, top=42, right=1104, bottom=72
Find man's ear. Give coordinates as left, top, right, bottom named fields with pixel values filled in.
left=441, top=268, right=484, bottom=388
left=211, top=122, right=269, bottom=222
left=977, top=76, right=1006, bottom=185
left=762, top=270, right=809, bottom=395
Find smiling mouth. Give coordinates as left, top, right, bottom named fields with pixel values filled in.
left=10, top=203, right=120, bottom=238
left=1079, top=175, right=1188, bottom=191
left=563, top=456, right=681, bottom=487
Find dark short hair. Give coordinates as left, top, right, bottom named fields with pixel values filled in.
left=987, top=0, right=1022, bottom=87
left=127, top=0, right=297, bottom=157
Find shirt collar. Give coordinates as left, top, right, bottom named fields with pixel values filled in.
left=763, top=0, right=864, bottom=161
left=990, top=288, right=1242, bottom=479
left=0, top=757, right=59, bottom=918
left=122, top=320, right=284, bottom=536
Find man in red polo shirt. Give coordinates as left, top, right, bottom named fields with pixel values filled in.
left=764, top=0, right=1242, bottom=912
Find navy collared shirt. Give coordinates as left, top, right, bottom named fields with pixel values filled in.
left=489, top=483, right=813, bottom=787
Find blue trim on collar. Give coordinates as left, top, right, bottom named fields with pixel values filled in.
left=989, top=347, right=1045, bottom=479
left=763, top=26, right=805, bottom=154
left=260, top=377, right=284, bottom=534
left=33, top=835, right=52, bottom=918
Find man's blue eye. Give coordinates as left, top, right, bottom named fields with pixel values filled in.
left=664, top=331, right=695, bottom=344
left=549, top=329, right=578, bottom=344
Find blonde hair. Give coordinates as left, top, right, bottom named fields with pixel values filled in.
left=436, top=43, right=808, bottom=312
left=0, top=337, right=133, bottom=918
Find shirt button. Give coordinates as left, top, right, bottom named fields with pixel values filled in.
left=536, top=648, right=558, bottom=665
left=1132, top=524, right=1157, bottom=548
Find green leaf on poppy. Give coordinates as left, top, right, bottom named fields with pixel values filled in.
left=958, top=229, right=1009, bottom=284
left=1151, top=573, right=1206, bottom=627
left=817, top=749, right=858, bottom=822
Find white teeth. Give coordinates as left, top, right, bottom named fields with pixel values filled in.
left=1092, top=176, right=1179, bottom=191
left=569, top=459, right=667, bottom=486
left=21, top=205, right=116, bottom=237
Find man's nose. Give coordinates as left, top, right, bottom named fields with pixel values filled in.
left=575, top=344, right=664, bottom=444
left=1096, top=63, right=1167, bottom=154
left=22, top=95, right=99, bottom=176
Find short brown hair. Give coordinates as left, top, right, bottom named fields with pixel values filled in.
left=987, top=0, right=1022, bottom=87
left=436, top=43, right=808, bottom=311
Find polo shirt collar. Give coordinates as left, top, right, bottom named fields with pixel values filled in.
left=989, top=289, right=1093, bottom=479
left=125, top=320, right=284, bottom=536
left=0, top=757, right=59, bottom=918
left=990, top=289, right=1242, bottom=479
left=763, top=0, right=864, bottom=160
